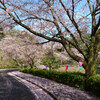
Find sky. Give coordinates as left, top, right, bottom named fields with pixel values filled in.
left=14, top=25, right=25, bottom=30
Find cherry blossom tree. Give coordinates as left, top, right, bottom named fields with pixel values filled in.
left=0, top=30, right=43, bottom=68
left=0, top=0, right=100, bottom=78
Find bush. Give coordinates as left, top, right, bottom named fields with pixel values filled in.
left=20, top=68, right=85, bottom=90
left=86, top=75, right=100, bottom=96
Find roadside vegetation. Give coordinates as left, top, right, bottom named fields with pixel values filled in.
left=20, top=68, right=100, bottom=96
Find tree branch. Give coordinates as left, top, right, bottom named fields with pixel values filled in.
left=63, top=43, right=84, bottom=64
left=59, top=0, right=89, bottom=48
left=43, top=0, right=64, bottom=40
left=72, top=0, right=75, bottom=19
left=25, top=16, right=54, bottom=23
left=14, top=11, right=21, bottom=22
left=8, top=12, right=62, bottom=43
left=0, top=17, right=11, bottom=24
left=87, top=0, right=93, bottom=15
left=94, top=16, right=100, bottom=34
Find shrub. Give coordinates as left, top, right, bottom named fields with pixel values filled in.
left=86, top=75, right=100, bottom=96
left=20, top=68, right=85, bottom=90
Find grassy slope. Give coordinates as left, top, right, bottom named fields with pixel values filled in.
left=0, top=51, right=17, bottom=69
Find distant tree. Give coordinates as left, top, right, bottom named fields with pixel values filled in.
left=0, top=30, right=42, bottom=68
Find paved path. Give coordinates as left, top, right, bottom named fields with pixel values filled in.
left=0, top=69, right=37, bottom=100
left=9, top=71, right=100, bottom=100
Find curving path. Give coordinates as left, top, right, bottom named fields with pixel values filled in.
left=0, top=69, right=37, bottom=100
left=9, top=71, right=100, bottom=100
left=1, top=69, right=100, bottom=100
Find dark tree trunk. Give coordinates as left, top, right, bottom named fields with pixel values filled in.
left=85, top=59, right=97, bottom=79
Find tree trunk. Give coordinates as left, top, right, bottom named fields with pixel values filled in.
left=85, top=56, right=97, bottom=79
left=29, top=64, right=33, bottom=69
left=85, top=33, right=99, bottom=78
left=85, top=63, right=96, bottom=79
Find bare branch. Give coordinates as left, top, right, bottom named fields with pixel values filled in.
left=25, top=16, right=54, bottom=23
left=87, top=0, right=93, bottom=15
left=63, top=43, right=84, bottom=63
left=72, top=0, right=75, bottom=19
left=35, top=41, right=50, bottom=45
left=94, top=16, right=100, bottom=34
left=14, top=11, right=21, bottom=22
left=0, top=17, right=11, bottom=24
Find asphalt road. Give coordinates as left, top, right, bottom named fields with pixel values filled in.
left=0, top=69, right=37, bottom=100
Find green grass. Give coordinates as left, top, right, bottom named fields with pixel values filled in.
left=0, top=52, right=18, bottom=69
left=0, top=65, right=17, bottom=69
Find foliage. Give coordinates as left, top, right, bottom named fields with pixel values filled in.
left=20, top=68, right=85, bottom=90
left=0, top=65, right=18, bottom=69
left=41, top=56, right=61, bottom=69
left=56, top=48, right=64, bottom=53
left=0, top=60, right=18, bottom=69
left=0, top=52, right=18, bottom=69
left=86, top=75, right=100, bottom=96
left=0, top=34, right=5, bottom=39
